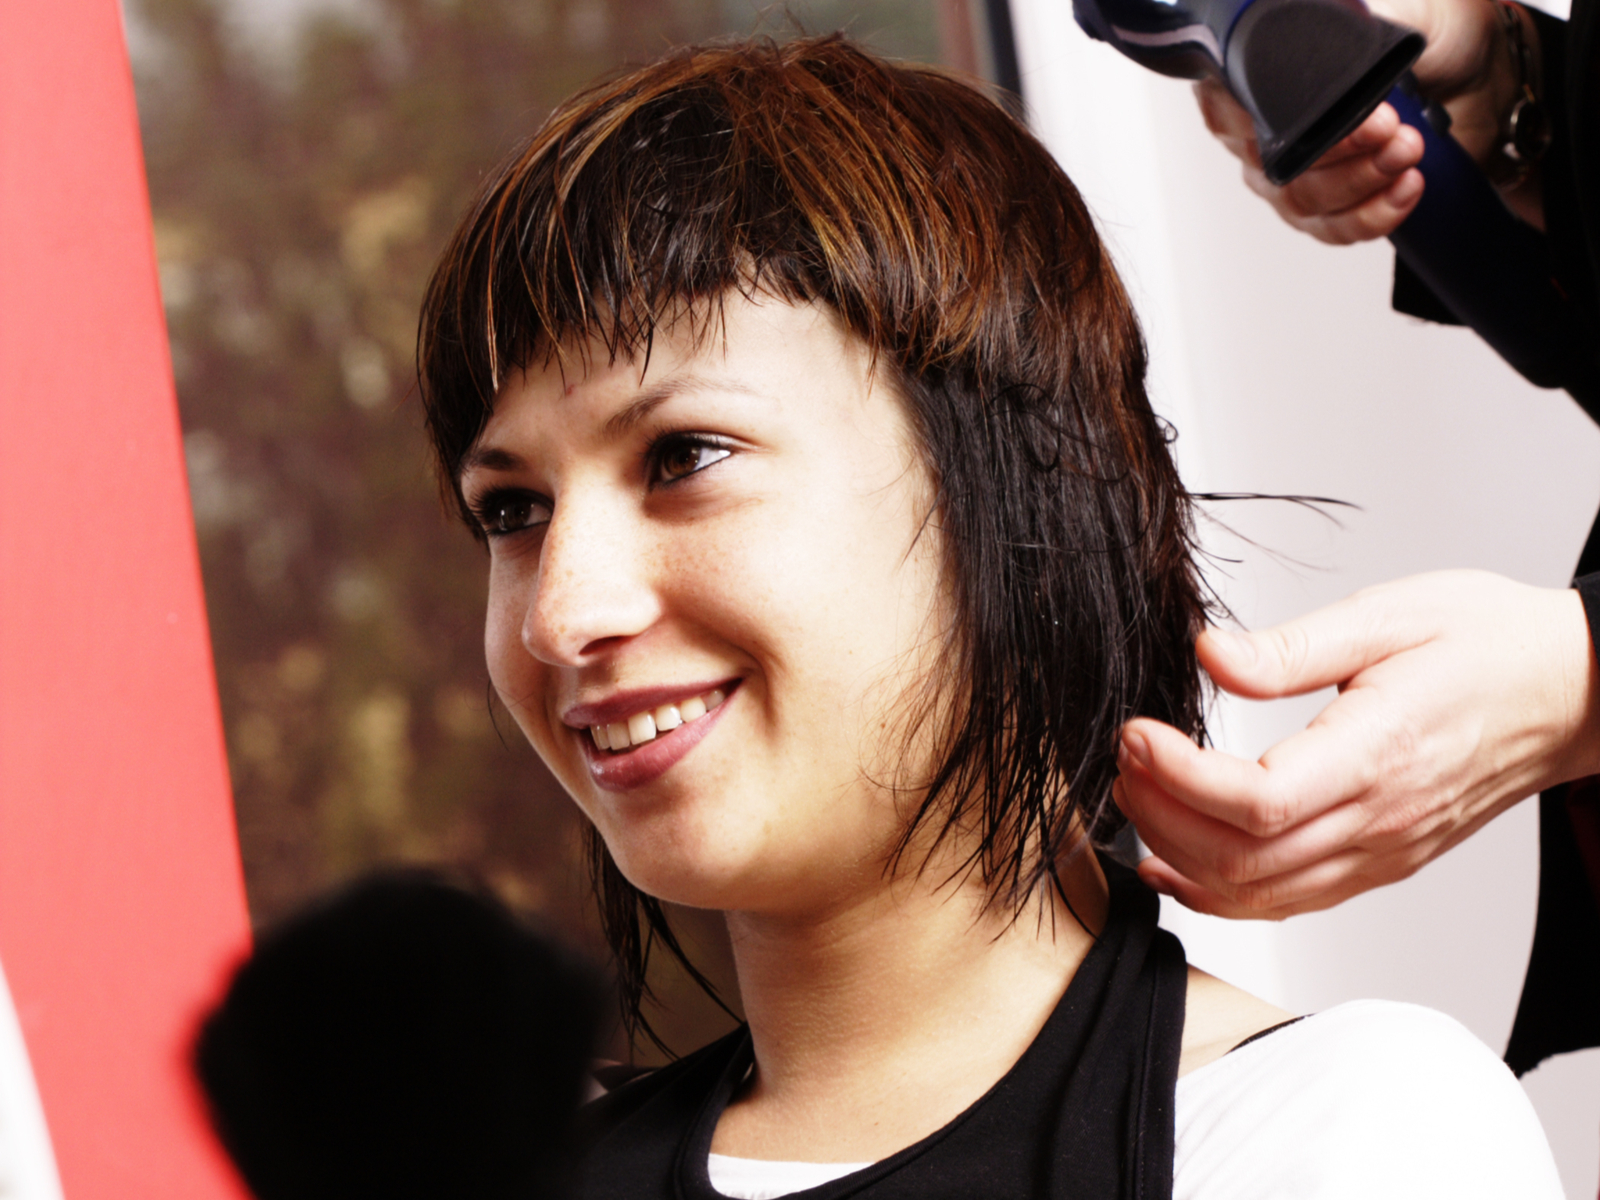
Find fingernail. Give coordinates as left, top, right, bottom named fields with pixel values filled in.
left=1121, top=728, right=1151, bottom=770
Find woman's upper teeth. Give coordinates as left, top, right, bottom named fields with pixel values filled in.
left=591, top=688, right=726, bottom=751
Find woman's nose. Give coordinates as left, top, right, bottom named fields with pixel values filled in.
left=518, top=495, right=662, bottom=665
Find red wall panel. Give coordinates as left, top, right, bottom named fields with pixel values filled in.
left=0, top=3, right=254, bottom=1197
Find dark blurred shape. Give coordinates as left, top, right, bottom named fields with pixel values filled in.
left=194, top=870, right=605, bottom=1200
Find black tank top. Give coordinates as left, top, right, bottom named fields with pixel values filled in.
left=576, top=861, right=1187, bottom=1200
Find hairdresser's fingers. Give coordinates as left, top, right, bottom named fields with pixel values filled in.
left=1120, top=700, right=1394, bottom=836
left=1194, top=78, right=1256, bottom=154
left=1114, top=755, right=1374, bottom=892
left=1195, top=585, right=1436, bottom=701
left=1242, top=160, right=1424, bottom=244
left=1117, top=722, right=1298, bottom=835
left=1114, top=717, right=1396, bottom=876
left=1136, top=775, right=1505, bottom=919
left=1303, top=101, right=1414, bottom=169
left=1207, top=95, right=1423, bottom=244
left=1137, top=851, right=1381, bottom=919
left=1276, top=117, right=1424, bottom=220
left=1200, top=85, right=1411, bottom=174
left=1193, top=78, right=1396, bottom=172
left=1113, top=770, right=1263, bottom=887
left=1309, top=169, right=1427, bottom=244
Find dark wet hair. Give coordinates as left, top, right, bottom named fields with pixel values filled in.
left=417, top=34, right=1210, bottom=1051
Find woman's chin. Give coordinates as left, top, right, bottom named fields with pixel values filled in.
left=603, top=842, right=824, bottom=914
left=609, top=858, right=761, bottom=911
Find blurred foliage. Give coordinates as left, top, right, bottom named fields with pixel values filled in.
left=132, top=0, right=961, bottom=1057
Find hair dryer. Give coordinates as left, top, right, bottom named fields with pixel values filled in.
left=1072, top=0, right=1598, bottom=401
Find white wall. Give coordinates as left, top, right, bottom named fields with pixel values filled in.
left=1007, top=4, right=1600, bottom=1194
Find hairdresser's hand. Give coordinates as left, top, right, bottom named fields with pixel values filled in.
left=1195, top=80, right=1425, bottom=243
left=1194, top=0, right=1512, bottom=244
left=1113, top=571, right=1600, bottom=919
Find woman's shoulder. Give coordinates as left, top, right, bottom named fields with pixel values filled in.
left=1173, top=999, right=1563, bottom=1200
left=1179, top=965, right=1295, bottom=1075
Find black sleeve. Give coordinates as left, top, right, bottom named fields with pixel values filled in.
left=1391, top=254, right=1464, bottom=324
left=1505, top=782, right=1600, bottom=1075
left=1576, top=572, right=1600, bottom=664
left=1503, top=572, right=1600, bottom=1075
left=1391, top=10, right=1596, bottom=336
left=1525, top=8, right=1600, bottom=321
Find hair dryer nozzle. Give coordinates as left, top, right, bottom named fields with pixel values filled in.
left=1228, top=0, right=1423, bottom=184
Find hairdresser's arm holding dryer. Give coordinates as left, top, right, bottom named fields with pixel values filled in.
left=1116, top=0, right=1600, bottom=1071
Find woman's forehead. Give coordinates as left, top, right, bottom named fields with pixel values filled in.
left=480, top=297, right=864, bottom=427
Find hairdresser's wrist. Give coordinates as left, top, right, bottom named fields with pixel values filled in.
left=1426, top=1, right=1547, bottom=226
left=1377, top=0, right=1500, bottom=100
left=1431, top=4, right=1514, bottom=161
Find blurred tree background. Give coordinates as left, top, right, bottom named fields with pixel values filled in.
left=130, top=0, right=994, bottom=1057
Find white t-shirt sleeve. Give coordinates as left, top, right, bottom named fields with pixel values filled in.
left=1173, top=1000, right=1563, bottom=1200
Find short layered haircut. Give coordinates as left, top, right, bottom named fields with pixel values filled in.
left=417, top=34, right=1210, bottom=1049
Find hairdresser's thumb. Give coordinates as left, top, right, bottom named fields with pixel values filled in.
left=1196, top=626, right=1273, bottom=694
left=1199, top=616, right=1361, bottom=699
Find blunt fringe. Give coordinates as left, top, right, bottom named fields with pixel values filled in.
left=417, top=35, right=1211, bottom=1053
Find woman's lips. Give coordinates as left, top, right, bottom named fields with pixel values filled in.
left=578, top=682, right=738, bottom=792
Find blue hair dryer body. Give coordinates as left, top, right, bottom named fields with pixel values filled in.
left=1073, top=0, right=1594, bottom=394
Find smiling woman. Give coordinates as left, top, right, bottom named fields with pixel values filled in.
left=415, top=35, right=1562, bottom=1200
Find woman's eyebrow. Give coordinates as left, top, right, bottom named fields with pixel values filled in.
left=459, top=445, right=524, bottom=475
left=603, top=374, right=763, bottom=437
left=457, top=444, right=531, bottom=483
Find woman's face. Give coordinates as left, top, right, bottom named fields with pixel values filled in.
left=462, top=295, right=949, bottom=915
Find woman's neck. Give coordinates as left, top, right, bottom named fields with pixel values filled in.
left=711, top=848, right=1110, bottom=1163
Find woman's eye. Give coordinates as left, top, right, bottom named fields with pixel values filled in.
left=474, top=492, right=551, bottom=537
left=653, top=436, right=732, bottom=485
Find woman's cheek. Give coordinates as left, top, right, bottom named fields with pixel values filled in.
left=483, top=579, right=552, bottom=751
left=484, top=554, right=530, bottom=674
